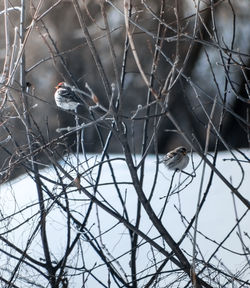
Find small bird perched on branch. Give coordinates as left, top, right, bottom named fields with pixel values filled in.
left=54, top=82, right=81, bottom=111
left=160, top=146, right=189, bottom=171
left=54, top=81, right=102, bottom=112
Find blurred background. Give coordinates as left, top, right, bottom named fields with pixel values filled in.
left=0, top=0, right=249, bottom=179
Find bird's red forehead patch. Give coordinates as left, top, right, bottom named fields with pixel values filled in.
left=55, top=82, right=64, bottom=89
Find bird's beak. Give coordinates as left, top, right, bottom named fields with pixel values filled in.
left=55, top=85, right=58, bottom=89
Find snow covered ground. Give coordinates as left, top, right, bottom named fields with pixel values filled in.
left=0, top=149, right=249, bottom=287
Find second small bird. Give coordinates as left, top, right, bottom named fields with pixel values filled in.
left=160, top=146, right=189, bottom=171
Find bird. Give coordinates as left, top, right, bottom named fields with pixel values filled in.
left=160, top=146, right=189, bottom=171
left=54, top=82, right=81, bottom=111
